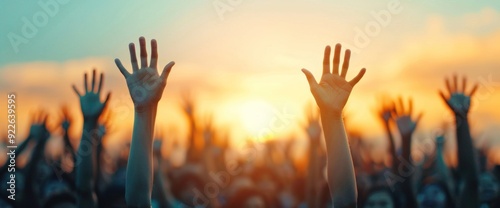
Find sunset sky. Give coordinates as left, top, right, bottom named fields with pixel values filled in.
left=1, top=0, right=500, bottom=161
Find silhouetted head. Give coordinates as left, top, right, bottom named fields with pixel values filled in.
left=417, top=179, right=454, bottom=208
left=361, top=186, right=399, bottom=208
left=40, top=179, right=77, bottom=208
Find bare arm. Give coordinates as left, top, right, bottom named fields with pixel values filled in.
left=302, top=44, right=366, bottom=207
left=439, top=75, right=479, bottom=208
left=115, top=37, right=175, bottom=207
left=305, top=105, right=321, bottom=208
left=72, top=69, right=111, bottom=208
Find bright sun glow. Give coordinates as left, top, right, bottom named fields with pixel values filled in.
left=238, top=100, right=276, bottom=139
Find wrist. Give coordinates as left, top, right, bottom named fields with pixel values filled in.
left=135, top=103, right=158, bottom=114
left=320, top=109, right=343, bottom=120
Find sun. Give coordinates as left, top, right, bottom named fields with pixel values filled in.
left=238, top=100, right=276, bottom=139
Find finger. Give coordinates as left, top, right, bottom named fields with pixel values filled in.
left=453, top=74, right=458, bottom=93
left=72, top=85, right=82, bottom=97
left=62, top=105, right=68, bottom=118
left=332, top=43, right=341, bottom=75
left=91, top=69, right=96, bottom=92
left=150, top=39, right=158, bottom=68
left=160, top=61, right=176, bottom=83
left=408, top=98, right=413, bottom=116
left=340, top=49, right=351, bottom=78
left=468, top=83, right=479, bottom=96
left=139, top=37, right=148, bottom=68
left=302, top=68, right=318, bottom=88
left=322, top=45, right=331, bottom=75
left=84, top=73, right=89, bottom=92
left=439, top=91, right=451, bottom=108
left=415, top=113, right=423, bottom=124
left=390, top=108, right=397, bottom=120
left=42, top=113, right=48, bottom=125
left=445, top=78, right=452, bottom=95
left=348, top=68, right=366, bottom=86
left=97, top=73, right=104, bottom=94
left=398, top=97, right=404, bottom=115
left=462, top=76, right=467, bottom=93
left=103, top=93, right=112, bottom=109
left=129, top=43, right=139, bottom=72
left=115, top=59, right=131, bottom=78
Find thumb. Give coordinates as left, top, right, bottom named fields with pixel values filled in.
left=301, top=68, right=318, bottom=88
left=161, top=61, right=176, bottom=83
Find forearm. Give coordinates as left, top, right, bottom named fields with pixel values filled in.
left=400, top=133, right=417, bottom=208
left=455, top=115, right=478, bottom=179
left=152, top=158, right=171, bottom=208
left=455, top=115, right=479, bottom=207
left=126, top=105, right=157, bottom=207
left=64, top=132, right=76, bottom=160
left=306, top=141, right=319, bottom=208
left=384, top=123, right=398, bottom=173
left=76, top=120, right=98, bottom=207
left=321, top=112, right=356, bottom=208
left=436, top=147, right=455, bottom=193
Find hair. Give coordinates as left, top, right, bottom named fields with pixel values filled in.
left=224, top=187, right=270, bottom=208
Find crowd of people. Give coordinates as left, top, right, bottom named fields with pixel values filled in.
left=0, top=37, right=498, bottom=208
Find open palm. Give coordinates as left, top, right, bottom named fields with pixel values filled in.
left=115, top=37, right=175, bottom=109
left=302, top=44, right=366, bottom=115
left=72, top=69, right=111, bottom=120
left=439, top=75, right=478, bottom=116
left=392, top=97, right=422, bottom=137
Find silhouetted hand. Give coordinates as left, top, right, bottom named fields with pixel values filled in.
left=304, top=104, right=321, bottom=141
left=72, top=69, right=111, bottom=121
left=203, top=115, right=214, bottom=147
left=439, top=75, right=478, bottom=117
left=115, top=37, right=175, bottom=110
left=302, top=44, right=366, bottom=116
left=392, top=97, right=422, bottom=137
left=377, top=100, right=394, bottom=125
left=29, top=111, right=50, bottom=141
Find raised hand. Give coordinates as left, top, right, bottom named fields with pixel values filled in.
left=29, top=111, right=50, bottom=140
left=392, top=97, right=422, bottom=137
left=304, top=104, right=321, bottom=141
left=72, top=69, right=111, bottom=121
left=202, top=115, right=215, bottom=148
left=439, top=75, right=478, bottom=117
left=376, top=98, right=394, bottom=125
left=115, top=37, right=175, bottom=110
left=302, top=44, right=366, bottom=116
